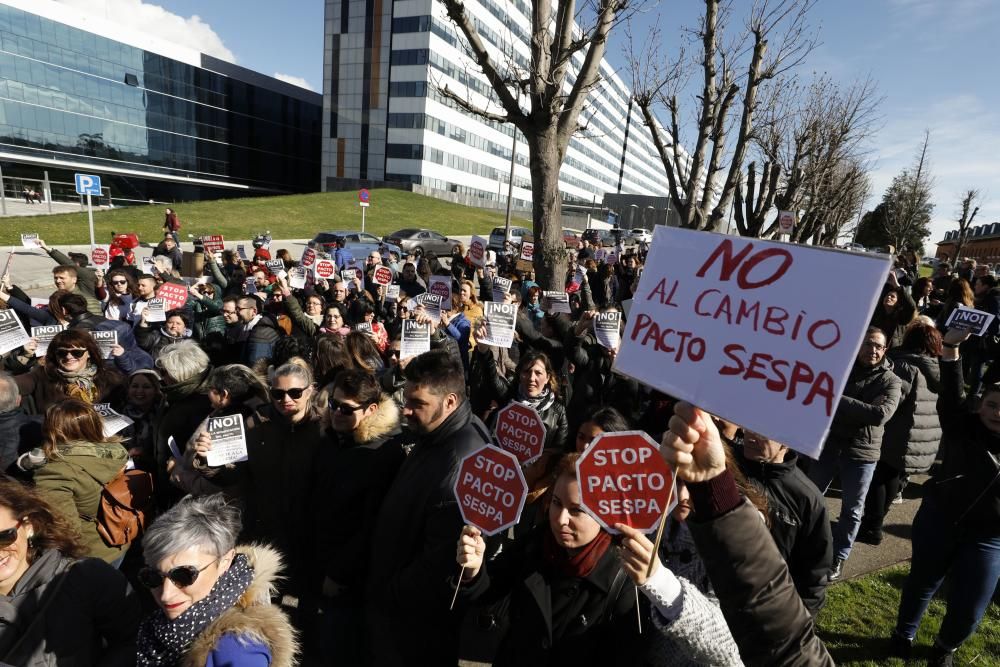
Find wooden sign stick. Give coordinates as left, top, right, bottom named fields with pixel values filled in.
left=646, top=478, right=676, bottom=578
left=449, top=565, right=466, bottom=611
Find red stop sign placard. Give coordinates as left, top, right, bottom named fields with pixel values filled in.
left=576, top=431, right=676, bottom=533
left=494, top=402, right=546, bottom=465
left=469, top=238, right=485, bottom=265
left=373, top=266, right=393, bottom=286
left=314, top=259, right=335, bottom=278
left=300, top=247, right=316, bottom=268
left=91, top=246, right=108, bottom=266
left=156, top=282, right=188, bottom=310
left=454, top=445, right=527, bottom=536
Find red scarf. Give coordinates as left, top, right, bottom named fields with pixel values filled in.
left=543, top=528, right=613, bottom=579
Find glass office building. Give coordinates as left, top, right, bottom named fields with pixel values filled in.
left=322, top=0, right=676, bottom=209
left=0, top=0, right=322, bottom=201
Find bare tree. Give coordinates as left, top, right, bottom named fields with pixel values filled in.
left=881, top=131, right=934, bottom=251
left=952, top=189, right=982, bottom=261
left=734, top=76, right=880, bottom=242
left=437, top=0, right=635, bottom=289
left=631, top=0, right=817, bottom=232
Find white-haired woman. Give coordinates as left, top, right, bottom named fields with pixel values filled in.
left=136, top=493, right=297, bottom=666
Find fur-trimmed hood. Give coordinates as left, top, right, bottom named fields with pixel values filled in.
left=182, top=544, right=298, bottom=667
left=352, top=396, right=401, bottom=446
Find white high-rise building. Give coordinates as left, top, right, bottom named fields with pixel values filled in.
left=321, top=0, right=672, bottom=210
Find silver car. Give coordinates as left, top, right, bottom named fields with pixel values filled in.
left=382, top=228, right=461, bottom=256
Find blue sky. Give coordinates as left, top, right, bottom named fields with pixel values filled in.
left=68, top=0, right=1000, bottom=248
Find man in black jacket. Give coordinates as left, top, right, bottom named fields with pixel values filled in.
left=808, top=327, right=902, bottom=580
left=737, top=431, right=833, bottom=616
left=365, top=350, right=491, bottom=665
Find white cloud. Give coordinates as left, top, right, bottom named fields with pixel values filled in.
left=272, top=73, right=316, bottom=91
left=53, top=0, right=237, bottom=62
left=867, top=93, right=1000, bottom=249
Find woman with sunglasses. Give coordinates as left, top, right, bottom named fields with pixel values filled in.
left=136, top=493, right=296, bottom=666
left=15, top=329, right=124, bottom=414
left=101, top=269, right=138, bottom=321
left=0, top=478, right=139, bottom=666
left=121, top=369, right=163, bottom=475
left=30, top=399, right=131, bottom=564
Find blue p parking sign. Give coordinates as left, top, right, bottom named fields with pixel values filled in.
left=74, top=173, right=101, bottom=196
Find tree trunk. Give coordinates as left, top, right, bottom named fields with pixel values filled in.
left=528, top=130, right=568, bottom=291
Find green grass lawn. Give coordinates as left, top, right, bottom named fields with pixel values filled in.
left=817, top=564, right=1000, bottom=665
left=0, top=189, right=525, bottom=245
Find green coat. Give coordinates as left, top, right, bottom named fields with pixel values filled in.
left=33, top=441, right=130, bottom=564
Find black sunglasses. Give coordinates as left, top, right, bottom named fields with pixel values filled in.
left=110, top=279, right=128, bottom=285
left=0, top=519, right=24, bottom=548
left=55, top=348, right=87, bottom=359
left=138, top=558, right=220, bottom=589
left=329, top=398, right=370, bottom=415
left=271, top=387, right=308, bottom=401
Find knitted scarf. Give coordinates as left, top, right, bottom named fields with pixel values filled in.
left=135, top=553, right=254, bottom=666
left=515, top=386, right=554, bottom=413
left=543, top=528, right=612, bottom=579
left=58, top=365, right=99, bottom=403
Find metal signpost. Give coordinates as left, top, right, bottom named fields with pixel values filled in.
left=74, top=173, right=102, bottom=246
left=359, top=188, right=370, bottom=233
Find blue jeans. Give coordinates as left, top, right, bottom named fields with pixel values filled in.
left=896, top=498, right=1000, bottom=649
left=808, top=449, right=877, bottom=562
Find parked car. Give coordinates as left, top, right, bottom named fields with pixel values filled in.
left=310, top=230, right=402, bottom=258
left=631, top=227, right=653, bottom=244
left=582, top=228, right=635, bottom=247
left=488, top=226, right=531, bottom=252
left=383, top=228, right=461, bottom=256
left=921, top=256, right=940, bottom=267
left=562, top=229, right=580, bottom=248
left=840, top=242, right=866, bottom=253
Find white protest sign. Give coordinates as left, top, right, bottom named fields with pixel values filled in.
left=287, top=266, right=307, bottom=289
left=205, top=413, right=249, bottom=466
left=945, top=305, right=996, bottom=337
left=594, top=311, right=622, bottom=350
left=385, top=284, right=400, bottom=302
left=244, top=277, right=258, bottom=295
left=401, top=319, right=431, bottom=359
left=31, top=324, right=65, bottom=357
left=428, top=276, right=453, bottom=311
left=90, top=330, right=118, bottom=359
left=94, top=402, right=134, bottom=437
left=469, top=236, right=488, bottom=268
left=419, top=293, right=443, bottom=321
left=0, top=310, right=31, bottom=355
left=492, top=276, right=512, bottom=302
left=520, top=242, right=534, bottom=261
left=237, top=244, right=249, bottom=261
left=20, top=234, right=40, bottom=249
left=29, top=298, right=48, bottom=309
left=479, top=301, right=517, bottom=348
left=145, top=298, right=167, bottom=322
left=612, top=227, right=891, bottom=458
left=778, top=211, right=795, bottom=235
left=542, top=291, right=571, bottom=314
left=141, top=256, right=155, bottom=273
left=90, top=245, right=110, bottom=270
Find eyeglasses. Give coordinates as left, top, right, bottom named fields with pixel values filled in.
left=55, top=348, right=87, bottom=359
left=862, top=341, right=887, bottom=351
left=222, top=310, right=238, bottom=316
left=329, top=398, right=369, bottom=415
left=0, top=519, right=24, bottom=548
left=138, top=558, right=220, bottom=589
left=271, top=387, right=308, bottom=401
left=111, top=280, right=128, bottom=285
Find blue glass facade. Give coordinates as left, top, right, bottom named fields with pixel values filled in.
left=0, top=3, right=322, bottom=199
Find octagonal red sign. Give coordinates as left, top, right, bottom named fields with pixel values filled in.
left=494, top=402, right=546, bottom=465
left=314, top=259, right=335, bottom=278
left=454, top=445, right=527, bottom=536
left=576, top=431, right=676, bottom=534
left=91, top=246, right=108, bottom=267
left=373, top=266, right=393, bottom=286
left=300, top=247, right=316, bottom=268
left=469, top=237, right=485, bottom=266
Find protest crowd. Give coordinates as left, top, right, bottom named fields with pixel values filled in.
left=0, top=218, right=996, bottom=667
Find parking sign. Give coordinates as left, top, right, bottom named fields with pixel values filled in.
left=74, top=173, right=101, bottom=196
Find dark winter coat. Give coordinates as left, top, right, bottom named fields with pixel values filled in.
left=315, top=397, right=405, bottom=590
left=459, top=525, right=640, bottom=667
left=243, top=315, right=283, bottom=365
left=926, top=358, right=1000, bottom=540
left=736, top=448, right=833, bottom=617
left=565, top=331, right=642, bottom=428
left=0, top=407, right=42, bottom=473
left=66, top=311, right=106, bottom=332
left=880, top=350, right=942, bottom=474
left=0, top=550, right=139, bottom=666
left=152, top=367, right=213, bottom=505
left=687, top=495, right=834, bottom=666
left=134, top=323, right=192, bottom=360
left=239, top=404, right=326, bottom=601
left=365, top=400, right=491, bottom=666
left=824, top=358, right=902, bottom=462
